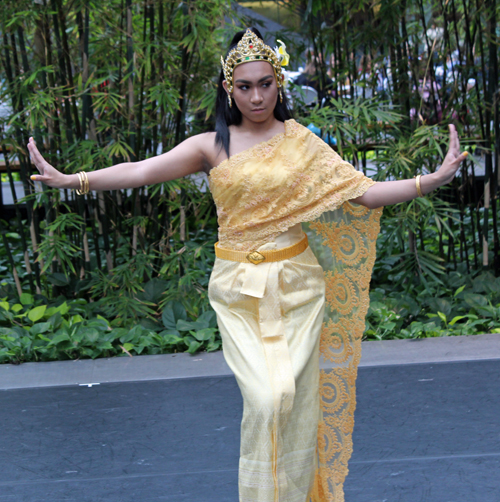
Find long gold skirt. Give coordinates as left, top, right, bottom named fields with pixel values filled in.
left=208, top=225, right=325, bottom=502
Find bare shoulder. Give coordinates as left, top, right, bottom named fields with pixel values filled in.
left=189, top=131, right=225, bottom=172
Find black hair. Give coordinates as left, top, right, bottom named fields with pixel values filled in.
left=215, top=27, right=293, bottom=158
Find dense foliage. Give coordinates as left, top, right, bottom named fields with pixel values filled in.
left=0, top=0, right=499, bottom=364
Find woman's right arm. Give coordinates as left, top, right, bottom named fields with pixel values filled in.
left=27, top=133, right=212, bottom=191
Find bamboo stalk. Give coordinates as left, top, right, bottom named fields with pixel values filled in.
left=1, top=31, right=47, bottom=294
left=50, top=0, right=73, bottom=144
left=81, top=6, right=90, bottom=139
left=149, top=2, right=158, bottom=155
left=0, top=228, right=23, bottom=298
left=86, top=192, right=102, bottom=271
left=486, top=0, right=499, bottom=272
left=135, top=1, right=148, bottom=160
left=29, top=218, right=43, bottom=273
left=483, top=180, right=490, bottom=267
left=57, top=0, right=81, bottom=137
left=97, top=192, right=113, bottom=270
left=174, top=2, right=190, bottom=146
left=126, top=0, right=136, bottom=158
left=1, top=143, right=36, bottom=294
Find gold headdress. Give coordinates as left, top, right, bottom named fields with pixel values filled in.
left=220, top=29, right=289, bottom=103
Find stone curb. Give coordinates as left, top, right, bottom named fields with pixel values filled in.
left=0, top=333, right=498, bottom=390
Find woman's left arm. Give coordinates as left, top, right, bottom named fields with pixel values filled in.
left=352, top=124, right=468, bottom=209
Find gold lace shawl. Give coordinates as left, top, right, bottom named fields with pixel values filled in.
left=209, top=119, right=382, bottom=501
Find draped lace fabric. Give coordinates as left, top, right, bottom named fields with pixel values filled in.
left=208, top=119, right=382, bottom=502
left=304, top=205, right=381, bottom=502
left=209, top=120, right=376, bottom=252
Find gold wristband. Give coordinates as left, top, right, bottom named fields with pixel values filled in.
left=76, top=171, right=90, bottom=195
left=76, top=172, right=84, bottom=195
left=415, top=174, right=424, bottom=198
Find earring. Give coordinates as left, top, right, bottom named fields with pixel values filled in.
left=279, top=88, right=283, bottom=103
left=228, top=94, right=232, bottom=108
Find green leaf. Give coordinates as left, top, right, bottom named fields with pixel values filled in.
left=85, top=318, right=110, bottom=332
left=122, top=343, right=134, bottom=352
left=206, top=340, right=221, bottom=352
left=164, top=335, right=183, bottom=345
left=46, top=273, right=70, bottom=286
left=46, top=302, right=70, bottom=318
left=177, top=318, right=204, bottom=331
left=449, top=315, right=467, bottom=326
left=108, top=328, right=128, bottom=341
left=120, top=325, right=145, bottom=344
left=141, top=279, right=168, bottom=304
left=0, top=301, right=9, bottom=312
left=139, top=318, right=163, bottom=332
left=12, top=304, right=23, bottom=313
left=437, top=312, right=447, bottom=323
left=186, top=340, right=202, bottom=354
left=56, top=302, right=70, bottom=316
left=28, top=305, right=47, bottom=322
left=177, top=311, right=216, bottom=331
left=49, top=332, right=71, bottom=346
left=162, top=301, right=187, bottom=330
left=30, top=322, right=52, bottom=336
left=70, top=314, right=84, bottom=325
left=198, top=310, right=217, bottom=328
left=20, top=293, right=34, bottom=306
left=454, top=285, right=466, bottom=297
left=191, top=328, right=216, bottom=342
left=463, top=293, right=488, bottom=309
left=84, top=328, right=100, bottom=344
left=96, top=342, right=114, bottom=351
left=96, top=315, right=110, bottom=325
left=432, top=298, right=452, bottom=317
left=158, top=328, right=180, bottom=337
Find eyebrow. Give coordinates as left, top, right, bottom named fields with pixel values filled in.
left=235, top=75, right=274, bottom=84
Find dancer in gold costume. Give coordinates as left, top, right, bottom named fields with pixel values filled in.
left=28, top=27, right=467, bottom=502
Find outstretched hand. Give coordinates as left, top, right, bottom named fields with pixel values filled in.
left=434, top=124, right=468, bottom=185
left=27, top=137, right=66, bottom=188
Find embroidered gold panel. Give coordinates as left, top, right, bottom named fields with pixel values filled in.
left=304, top=203, right=382, bottom=502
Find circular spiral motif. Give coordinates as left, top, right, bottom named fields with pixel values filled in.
left=318, top=421, right=343, bottom=463
left=333, top=226, right=367, bottom=266
left=320, top=319, right=354, bottom=364
left=320, top=372, right=350, bottom=414
left=326, top=273, right=357, bottom=315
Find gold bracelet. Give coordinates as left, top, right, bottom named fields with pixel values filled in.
left=84, top=171, right=89, bottom=194
left=76, top=172, right=84, bottom=195
left=76, top=172, right=83, bottom=195
left=76, top=171, right=90, bottom=195
left=415, top=174, right=424, bottom=198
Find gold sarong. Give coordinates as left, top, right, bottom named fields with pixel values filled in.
left=208, top=120, right=382, bottom=502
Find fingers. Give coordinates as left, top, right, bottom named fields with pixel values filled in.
left=448, top=124, right=460, bottom=153
left=27, top=137, right=46, bottom=174
left=446, top=152, right=468, bottom=176
left=30, top=174, right=49, bottom=182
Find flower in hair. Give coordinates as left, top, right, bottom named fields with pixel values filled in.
left=275, top=40, right=290, bottom=67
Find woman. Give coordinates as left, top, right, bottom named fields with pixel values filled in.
left=28, top=27, right=467, bottom=502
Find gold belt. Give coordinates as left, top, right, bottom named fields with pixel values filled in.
left=214, top=234, right=308, bottom=265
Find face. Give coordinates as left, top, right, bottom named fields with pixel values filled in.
left=224, top=61, right=279, bottom=122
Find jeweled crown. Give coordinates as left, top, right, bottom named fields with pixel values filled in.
left=221, top=29, right=283, bottom=93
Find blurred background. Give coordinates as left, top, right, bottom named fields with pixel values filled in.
left=0, top=0, right=499, bottom=365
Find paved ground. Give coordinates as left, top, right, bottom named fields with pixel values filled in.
left=0, top=334, right=499, bottom=502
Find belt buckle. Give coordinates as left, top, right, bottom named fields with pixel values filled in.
left=246, top=251, right=266, bottom=265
